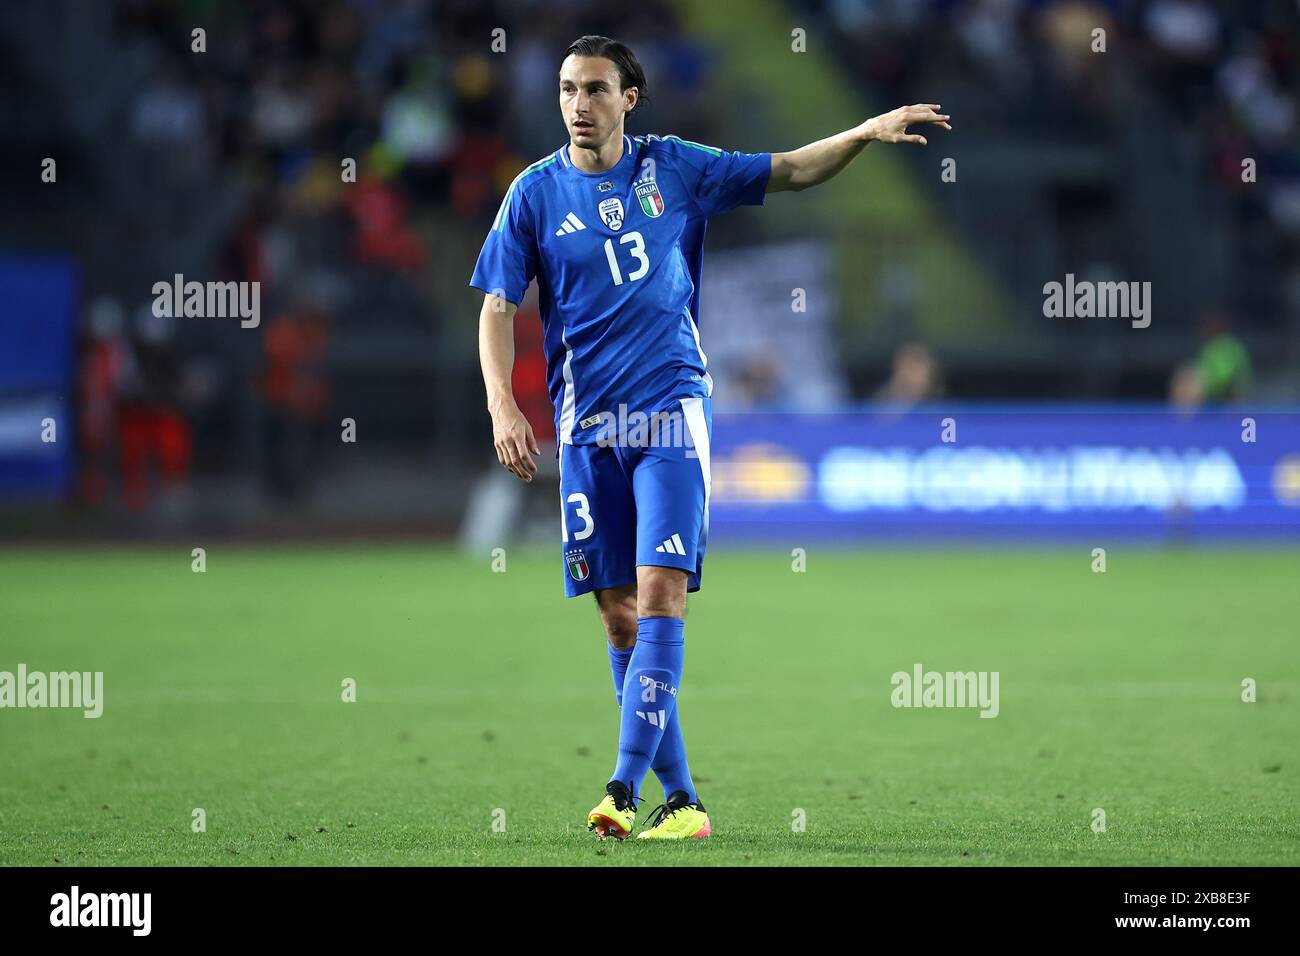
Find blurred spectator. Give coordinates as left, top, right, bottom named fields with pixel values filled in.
left=117, top=307, right=193, bottom=511
left=343, top=164, right=428, bottom=273
left=261, top=302, right=331, bottom=501
left=130, top=59, right=206, bottom=146
left=1144, top=0, right=1220, bottom=117
left=1145, top=0, right=1220, bottom=61
left=1168, top=361, right=1203, bottom=410
left=1169, top=309, right=1252, bottom=407
left=734, top=353, right=782, bottom=408
left=1039, top=0, right=1115, bottom=93
left=511, top=302, right=556, bottom=451
left=875, top=342, right=943, bottom=409
left=378, top=57, right=455, bottom=169
left=249, top=64, right=314, bottom=147
left=77, top=298, right=131, bottom=506
left=960, top=0, right=1030, bottom=92
left=1192, top=310, right=1252, bottom=403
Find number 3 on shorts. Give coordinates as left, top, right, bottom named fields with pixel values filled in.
left=562, top=492, right=594, bottom=543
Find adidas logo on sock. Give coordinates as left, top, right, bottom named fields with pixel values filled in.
left=654, top=534, right=687, bottom=556
left=554, top=212, right=587, bottom=236
left=635, top=709, right=668, bottom=727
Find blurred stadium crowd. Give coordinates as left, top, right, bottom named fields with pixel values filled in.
left=804, top=0, right=1299, bottom=346
left=10, top=0, right=710, bottom=512
left=1, top=0, right=1296, bottom=520
left=794, top=0, right=1297, bottom=403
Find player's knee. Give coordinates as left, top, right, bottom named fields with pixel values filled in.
left=602, top=610, right=638, bottom=649
left=636, top=568, right=687, bottom=619
left=594, top=586, right=638, bottom=648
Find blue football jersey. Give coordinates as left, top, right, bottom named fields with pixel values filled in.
left=470, top=133, right=771, bottom=444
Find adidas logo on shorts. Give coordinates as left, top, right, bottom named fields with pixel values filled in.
left=654, top=534, right=687, bottom=556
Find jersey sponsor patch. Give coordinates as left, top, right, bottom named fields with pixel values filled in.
left=598, top=197, right=624, bottom=231
left=635, top=180, right=665, bottom=218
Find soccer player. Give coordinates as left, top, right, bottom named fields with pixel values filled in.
left=472, top=35, right=950, bottom=840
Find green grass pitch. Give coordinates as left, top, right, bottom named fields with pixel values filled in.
left=0, top=544, right=1295, bottom=866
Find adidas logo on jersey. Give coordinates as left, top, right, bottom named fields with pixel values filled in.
left=654, top=534, right=687, bottom=556
left=635, top=709, right=668, bottom=727
left=554, top=212, right=587, bottom=236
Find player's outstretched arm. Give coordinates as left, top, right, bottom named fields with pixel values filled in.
left=767, top=104, right=952, bottom=193
left=478, top=292, right=540, bottom=483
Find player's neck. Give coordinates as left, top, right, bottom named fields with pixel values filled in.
left=568, top=132, right=624, bottom=174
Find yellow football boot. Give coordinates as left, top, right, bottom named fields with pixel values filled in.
left=636, top=791, right=712, bottom=840
left=587, top=781, right=637, bottom=840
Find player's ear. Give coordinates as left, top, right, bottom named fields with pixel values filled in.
left=624, top=86, right=639, bottom=114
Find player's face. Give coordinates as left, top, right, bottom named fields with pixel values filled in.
left=559, top=56, right=635, bottom=149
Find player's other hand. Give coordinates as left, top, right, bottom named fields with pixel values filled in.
left=490, top=401, right=541, bottom=482
left=865, top=104, right=952, bottom=146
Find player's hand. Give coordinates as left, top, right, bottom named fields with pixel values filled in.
left=490, top=402, right=541, bottom=482
left=864, top=104, right=951, bottom=146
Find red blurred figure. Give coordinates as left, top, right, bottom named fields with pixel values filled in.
left=78, top=298, right=130, bottom=506
left=117, top=309, right=193, bottom=512
left=261, top=303, right=331, bottom=500
left=343, top=173, right=426, bottom=273
left=511, top=302, right=555, bottom=449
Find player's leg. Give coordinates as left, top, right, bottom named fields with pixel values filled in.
left=595, top=583, right=693, bottom=807
left=559, top=443, right=642, bottom=838
left=607, top=566, right=686, bottom=804
left=595, top=583, right=637, bottom=712
left=623, top=567, right=709, bottom=840
left=609, top=398, right=712, bottom=838
left=632, top=570, right=697, bottom=803
left=588, top=585, right=638, bottom=838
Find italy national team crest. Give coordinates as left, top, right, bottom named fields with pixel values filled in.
left=598, top=197, right=624, bottom=231
left=565, top=549, right=590, bottom=582
left=635, top=180, right=665, bottom=218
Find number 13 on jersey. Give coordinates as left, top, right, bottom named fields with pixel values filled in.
left=603, top=231, right=648, bottom=286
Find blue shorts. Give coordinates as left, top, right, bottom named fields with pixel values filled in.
left=558, top=397, right=712, bottom=597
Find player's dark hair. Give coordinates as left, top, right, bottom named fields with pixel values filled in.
left=562, top=35, right=649, bottom=113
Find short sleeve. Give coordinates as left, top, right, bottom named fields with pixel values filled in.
left=469, top=183, right=539, bottom=305
left=688, top=144, right=772, bottom=218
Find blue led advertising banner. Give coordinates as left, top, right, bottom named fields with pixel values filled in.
left=707, top=407, right=1300, bottom=542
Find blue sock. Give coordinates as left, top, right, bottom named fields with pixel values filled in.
left=651, top=701, right=696, bottom=804
left=608, top=645, right=633, bottom=705
left=608, top=642, right=696, bottom=804
left=611, top=617, right=685, bottom=801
